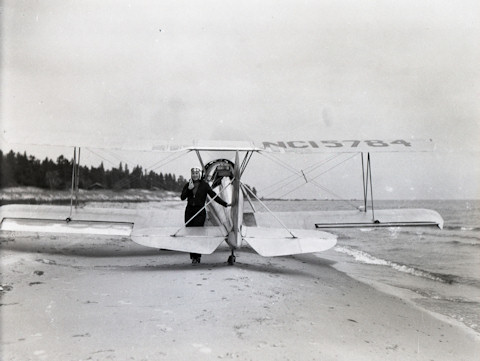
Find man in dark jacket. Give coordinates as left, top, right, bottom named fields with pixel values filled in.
left=180, top=167, right=230, bottom=263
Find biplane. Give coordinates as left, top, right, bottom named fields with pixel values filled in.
left=0, top=139, right=443, bottom=265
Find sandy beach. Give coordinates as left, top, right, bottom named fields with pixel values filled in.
left=1, top=231, right=478, bottom=361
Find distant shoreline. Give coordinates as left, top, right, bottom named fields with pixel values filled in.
left=0, top=187, right=477, bottom=205
left=0, top=187, right=179, bottom=205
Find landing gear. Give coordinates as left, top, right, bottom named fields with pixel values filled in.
left=227, top=250, right=236, bottom=265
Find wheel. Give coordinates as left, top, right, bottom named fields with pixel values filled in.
left=227, top=255, right=236, bottom=265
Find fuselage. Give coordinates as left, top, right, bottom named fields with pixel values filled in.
left=203, top=156, right=243, bottom=250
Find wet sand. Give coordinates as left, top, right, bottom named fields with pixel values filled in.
left=1, top=233, right=479, bottom=361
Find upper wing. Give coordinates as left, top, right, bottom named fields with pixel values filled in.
left=256, top=139, right=435, bottom=153
left=179, top=139, right=435, bottom=153
left=2, top=137, right=434, bottom=153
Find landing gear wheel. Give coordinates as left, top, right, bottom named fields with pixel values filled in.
left=227, top=254, right=236, bottom=265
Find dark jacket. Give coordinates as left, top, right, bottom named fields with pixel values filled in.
left=181, top=180, right=228, bottom=208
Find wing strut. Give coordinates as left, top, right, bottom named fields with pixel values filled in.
left=68, top=146, right=82, bottom=220
left=195, top=150, right=206, bottom=173
left=240, top=150, right=254, bottom=177
left=361, top=152, right=376, bottom=222
left=75, top=147, right=81, bottom=206
left=242, top=183, right=297, bottom=239
left=241, top=183, right=257, bottom=212
left=68, top=147, right=76, bottom=218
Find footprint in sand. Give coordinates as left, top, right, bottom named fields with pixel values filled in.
left=192, top=343, right=212, bottom=354
left=33, top=350, right=47, bottom=360
left=156, top=324, right=173, bottom=332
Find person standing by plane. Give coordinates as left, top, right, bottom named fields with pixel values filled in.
left=181, top=167, right=230, bottom=264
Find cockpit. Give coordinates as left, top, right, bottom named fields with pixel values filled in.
left=204, top=159, right=234, bottom=188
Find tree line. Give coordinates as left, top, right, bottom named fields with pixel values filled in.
left=0, top=150, right=185, bottom=192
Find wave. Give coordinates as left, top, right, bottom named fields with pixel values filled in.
left=401, top=229, right=480, bottom=244
left=334, top=246, right=458, bottom=284
left=448, top=240, right=480, bottom=247
left=444, top=225, right=480, bottom=232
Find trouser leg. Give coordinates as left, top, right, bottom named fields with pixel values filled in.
left=185, top=207, right=206, bottom=263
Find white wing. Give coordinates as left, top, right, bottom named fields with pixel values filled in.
left=243, top=226, right=337, bottom=257
left=131, top=226, right=227, bottom=254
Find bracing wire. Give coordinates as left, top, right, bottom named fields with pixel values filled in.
left=278, top=177, right=359, bottom=209
left=256, top=153, right=309, bottom=194
left=84, top=147, right=119, bottom=168
left=276, top=153, right=358, bottom=198
left=242, top=183, right=297, bottom=238
left=258, top=152, right=344, bottom=195
left=302, top=153, right=359, bottom=183
left=265, top=152, right=361, bottom=209
left=259, top=151, right=345, bottom=198
left=84, top=147, right=188, bottom=190
left=146, top=151, right=188, bottom=172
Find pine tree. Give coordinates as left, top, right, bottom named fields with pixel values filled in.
left=0, top=149, right=244, bottom=193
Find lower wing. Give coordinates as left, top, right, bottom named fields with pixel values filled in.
left=131, top=226, right=227, bottom=254
left=252, top=209, right=444, bottom=229
left=243, top=226, right=337, bottom=257
left=0, top=204, right=136, bottom=235
left=0, top=205, right=227, bottom=254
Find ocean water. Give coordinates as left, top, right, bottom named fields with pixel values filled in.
left=256, top=199, right=480, bottom=334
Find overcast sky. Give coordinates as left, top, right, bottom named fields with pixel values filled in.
left=1, top=0, right=479, bottom=199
